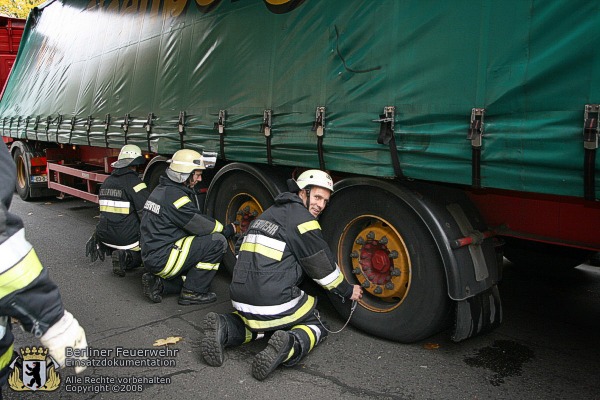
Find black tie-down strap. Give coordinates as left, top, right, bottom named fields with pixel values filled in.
left=214, top=110, right=227, bottom=162
left=375, top=106, right=404, bottom=179
left=467, top=108, right=485, bottom=189
left=260, top=109, right=273, bottom=165
left=311, top=106, right=326, bottom=170
left=583, top=104, right=599, bottom=201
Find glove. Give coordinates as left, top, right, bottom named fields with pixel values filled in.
left=40, top=311, right=88, bottom=374
left=221, top=223, right=237, bottom=239
left=85, top=233, right=107, bottom=262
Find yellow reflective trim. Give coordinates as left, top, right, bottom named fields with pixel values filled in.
left=173, top=196, right=191, bottom=209
left=0, top=343, right=13, bottom=370
left=244, top=328, right=253, bottom=344
left=322, top=272, right=344, bottom=290
left=297, top=220, right=321, bottom=234
left=161, top=236, right=194, bottom=278
left=239, top=296, right=315, bottom=330
left=292, top=325, right=316, bottom=351
left=195, top=261, right=219, bottom=271
left=239, top=242, right=283, bottom=261
left=159, top=237, right=186, bottom=278
left=133, top=182, right=147, bottom=193
left=211, top=220, right=223, bottom=234
left=0, top=249, right=43, bottom=300
left=99, top=205, right=129, bottom=214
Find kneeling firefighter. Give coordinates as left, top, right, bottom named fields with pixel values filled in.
left=140, top=149, right=236, bottom=305
left=200, top=169, right=362, bottom=380
left=86, top=144, right=149, bottom=276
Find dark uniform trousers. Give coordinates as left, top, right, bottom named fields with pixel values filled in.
left=220, top=311, right=327, bottom=366
left=146, top=233, right=227, bottom=294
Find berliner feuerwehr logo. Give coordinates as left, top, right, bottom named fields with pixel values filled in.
left=8, top=346, right=61, bottom=392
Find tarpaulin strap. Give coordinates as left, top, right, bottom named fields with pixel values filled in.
left=178, top=111, right=186, bottom=150
left=45, top=116, right=51, bottom=141
left=34, top=116, right=39, bottom=141
left=69, top=116, right=76, bottom=144
left=55, top=114, right=62, bottom=143
left=144, top=112, right=154, bottom=153
left=214, top=110, right=227, bottom=162
left=583, top=105, right=599, bottom=200
left=24, top=117, right=30, bottom=141
left=104, top=114, right=111, bottom=148
left=311, top=107, right=326, bottom=170
left=260, top=109, right=273, bottom=166
left=85, top=116, right=93, bottom=146
left=15, top=117, right=20, bottom=139
left=467, top=108, right=485, bottom=189
left=121, top=113, right=130, bottom=145
left=375, top=106, right=404, bottom=179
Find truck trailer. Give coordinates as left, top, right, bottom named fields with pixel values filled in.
left=1, top=0, right=599, bottom=343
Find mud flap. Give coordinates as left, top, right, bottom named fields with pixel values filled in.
left=452, top=285, right=502, bottom=342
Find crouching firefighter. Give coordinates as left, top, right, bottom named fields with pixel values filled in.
left=201, top=169, right=362, bottom=380
left=0, top=143, right=88, bottom=392
left=140, top=149, right=236, bottom=305
left=86, top=144, right=149, bottom=276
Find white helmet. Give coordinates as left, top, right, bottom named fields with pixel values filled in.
left=296, top=170, right=333, bottom=192
left=166, top=149, right=205, bottom=183
left=168, top=149, right=205, bottom=173
left=111, top=144, right=144, bottom=168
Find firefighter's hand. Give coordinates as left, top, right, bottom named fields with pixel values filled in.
left=221, top=223, right=237, bottom=239
left=85, top=233, right=99, bottom=262
left=350, top=285, right=363, bottom=301
left=40, top=311, right=88, bottom=374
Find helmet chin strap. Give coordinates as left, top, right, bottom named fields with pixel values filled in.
left=303, top=188, right=312, bottom=210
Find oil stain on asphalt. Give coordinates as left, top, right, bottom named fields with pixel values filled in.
left=464, top=340, right=534, bottom=386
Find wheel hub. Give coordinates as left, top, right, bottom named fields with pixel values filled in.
left=349, top=220, right=410, bottom=302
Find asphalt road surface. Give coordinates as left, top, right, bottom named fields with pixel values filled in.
left=3, top=194, right=600, bottom=400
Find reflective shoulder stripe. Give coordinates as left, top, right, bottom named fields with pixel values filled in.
left=314, top=267, right=344, bottom=290
left=0, top=248, right=43, bottom=300
left=239, top=234, right=286, bottom=261
left=173, top=196, right=191, bottom=209
left=133, top=182, right=147, bottom=193
left=232, top=291, right=304, bottom=316
left=0, top=229, right=32, bottom=274
left=211, top=220, right=223, bottom=234
left=297, top=220, right=321, bottom=234
left=236, top=295, right=316, bottom=331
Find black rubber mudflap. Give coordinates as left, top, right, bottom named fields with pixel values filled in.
left=452, top=285, right=502, bottom=342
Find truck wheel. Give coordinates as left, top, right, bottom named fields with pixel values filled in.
left=321, top=186, right=451, bottom=343
left=145, top=163, right=167, bottom=192
left=12, top=147, right=32, bottom=201
left=211, top=171, right=276, bottom=273
left=503, top=237, right=593, bottom=270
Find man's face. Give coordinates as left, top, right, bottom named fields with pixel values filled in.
left=299, top=186, right=331, bottom=218
left=188, top=170, right=203, bottom=187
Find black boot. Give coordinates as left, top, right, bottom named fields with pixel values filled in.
left=252, top=330, right=294, bottom=381
left=142, top=273, right=164, bottom=303
left=201, top=312, right=227, bottom=367
left=178, top=289, right=217, bottom=305
left=112, top=250, right=127, bottom=277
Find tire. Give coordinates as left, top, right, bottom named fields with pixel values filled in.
left=210, top=171, right=277, bottom=274
left=321, top=185, right=451, bottom=343
left=503, top=237, right=594, bottom=270
left=145, top=162, right=167, bottom=192
left=12, top=147, right=32, bottom=201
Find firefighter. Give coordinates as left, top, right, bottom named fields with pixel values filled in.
left=86, top=144, right=149, bottom=277
left=0, top=143, right=88, bottom=390
left=200, top=169, right=362, bottom=380
left=140, top=149, right=236, bottom=305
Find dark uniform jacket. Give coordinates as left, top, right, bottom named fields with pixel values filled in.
left=96, top=168, right=149, bottom=249
left=230, top=192, right=353, bottom=332
left=140, top=176, right=229, bottom=270
left=0, top=144, right=64, bottom=386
